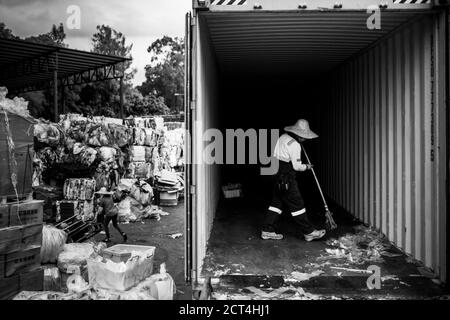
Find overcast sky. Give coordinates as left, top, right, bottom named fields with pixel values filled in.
left=0, top=0, right=191, bottom=86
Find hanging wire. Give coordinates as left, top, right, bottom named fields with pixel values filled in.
left=2, top=110, right=23, bottom=225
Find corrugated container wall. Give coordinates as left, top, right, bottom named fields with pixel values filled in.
left=317, top=13, right=447, bottom=282
left=191, top=15, right=222, bottom=280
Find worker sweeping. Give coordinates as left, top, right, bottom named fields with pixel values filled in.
left=95, top=187, right=127, bottom=243
left=261, top=119, right=326, bottom=242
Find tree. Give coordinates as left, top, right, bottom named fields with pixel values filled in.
left=17, top=24, right=68, bottom=119
left=138, top=36, right=184, bottom=112
left=91, top=25, right=136, bottom=82
left=25, top=23, right=67, bottom=47
left=125, top=88, right=170, bottom=116
left=0, top=22, right=19, bottom=39
left=57, top=25, right=136, bottom=117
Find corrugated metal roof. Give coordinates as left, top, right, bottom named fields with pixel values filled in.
left=0, top=37, right=130, bottom=91
left=202, top=10, right=431, bottom=75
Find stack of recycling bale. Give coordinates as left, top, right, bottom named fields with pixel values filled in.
left=56, top=178, right=96, bottom=222
left=33, top=114, right=130, bottom=191
left=124, top=116, right=165, bottom=179
left=0, top=88, right=44, bottom=299
left=159, top=128, right=185, bottom=171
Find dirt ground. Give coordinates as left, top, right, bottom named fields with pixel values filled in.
left=94, top=202, right=191, bottom=300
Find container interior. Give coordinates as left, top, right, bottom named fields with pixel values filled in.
left=192, top=10, right=447, bottom=283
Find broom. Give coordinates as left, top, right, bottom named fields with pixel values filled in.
left=300, top=143, right=338, bottom=231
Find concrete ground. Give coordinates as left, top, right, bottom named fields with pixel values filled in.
left=94, top=202, right=191, bottom=300
left=202, top=196, right=448, bottom=300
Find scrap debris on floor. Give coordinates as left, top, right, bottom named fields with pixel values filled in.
left=207, top=224, right=447, bottom=300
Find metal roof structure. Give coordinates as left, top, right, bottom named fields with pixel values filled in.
left=0, top=37, right=130, bottom=93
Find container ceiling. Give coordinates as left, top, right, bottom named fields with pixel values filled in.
left=202, top=10, right=430, bottom=76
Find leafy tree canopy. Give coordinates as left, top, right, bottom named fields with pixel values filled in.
left=138, top=36, right=184, bottom=112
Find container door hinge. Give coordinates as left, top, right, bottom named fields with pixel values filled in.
left=190, top=100, right=197, bottom=110
left=191, top=17, right=197, bottom=26
left=190, top=185, right=197, bottom=195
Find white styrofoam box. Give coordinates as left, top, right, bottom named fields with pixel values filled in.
left=87, top=246, right=155, bottom=291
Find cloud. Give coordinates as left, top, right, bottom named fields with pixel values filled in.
left=1, top=0, right=190, bottom=37
left=0, top=0, right=191, bottom=86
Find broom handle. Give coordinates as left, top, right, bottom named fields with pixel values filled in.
left=300, top=143, right=329, bottom=211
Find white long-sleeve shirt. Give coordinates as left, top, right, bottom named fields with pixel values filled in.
left=273, top=133, right=308, bottom=171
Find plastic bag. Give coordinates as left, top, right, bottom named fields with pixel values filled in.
left=145, top=147, right=154, bottom=162
left=118, top=179, right=137, bottom=192
left=109, top=124, right=130, bottom=147
left=134, top=162, right=152, bottom=179
left=117, top=197, right=135, bottom=222
left=99, top=146, right=117, bottom=162
left=133, top=128, right=146, bottom=145
left=66, top=274, right=90, bottom=293
left=43, top=266, right=62, bottom=291
left=80, top=147, right=98, bottom=166
left=34, top=122, right=61, bottom=146
left=145, top=263, right=175, bottom=300
left=41, top=225, right=68, bottom=264
left=130, top=180, right=153, bottom=206
left=57, top=243, right=96, bottom=272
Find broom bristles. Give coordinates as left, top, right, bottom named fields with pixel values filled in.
left=325, top=210, right=338, bottom=230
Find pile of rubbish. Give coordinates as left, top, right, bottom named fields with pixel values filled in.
left=322, top=225, right=395, bottom=264
left=213, top=286, right=325, bottom=301
left=17, top=242, right=175, bottom=300
left=116, top=178, right=170, bottom=223
left=154, top=170, right=184, bottom=193
left=0, top=87, right=32, bottom=118
left=32, top=112, right=185, bottom=191
left=159, top=128, right=185, bottom=168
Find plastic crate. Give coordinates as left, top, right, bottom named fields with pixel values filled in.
left=222, top=184, right=243, bottom=199
left=87, top=245, right=156, bottom=291
left=157, top=191, right=178, bottom=207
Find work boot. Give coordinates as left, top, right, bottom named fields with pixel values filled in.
left=261, top=231, right=284, bottom=240
left=304, top=229, right=326, bottom=242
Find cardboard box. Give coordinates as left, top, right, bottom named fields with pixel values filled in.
left=0, top=224, right=42, bottom=254
left=8, top=200, right=44, bottom=227
left=4, top=245, right=41, bottom=278
left=0, top=274, right=19, bottom=300
left=0, top=205, right=8, bottom=229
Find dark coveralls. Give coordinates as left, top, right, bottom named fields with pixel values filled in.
left=262, top=155, right=315, bottom=235
left=97, top=195, right=126, bottom=240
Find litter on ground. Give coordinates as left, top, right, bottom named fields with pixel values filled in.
left=322, top=226, right=392, bottom=265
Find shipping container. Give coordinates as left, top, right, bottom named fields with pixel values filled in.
left=185, top=0, right=450, bottom=287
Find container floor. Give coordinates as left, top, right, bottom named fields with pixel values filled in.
left=202, top=197, right=448, bottom=300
